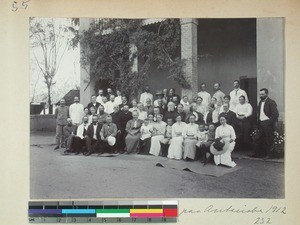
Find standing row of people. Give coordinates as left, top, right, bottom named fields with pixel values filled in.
left=54, top=81, right=279, bottom=160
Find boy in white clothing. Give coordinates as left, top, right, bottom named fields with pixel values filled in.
left=138, top=118, right=153, bottom=154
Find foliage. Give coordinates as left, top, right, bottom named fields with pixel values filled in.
left=250, top=123, right=285, bottom=157
left=30, top=17, right=79, bottom=113
left=80, top=19, right=190, bottom=100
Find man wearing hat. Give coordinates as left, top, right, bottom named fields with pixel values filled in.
left=154, top=90, right=163, bottom=107
left=100, top=115, right=118, bottom=153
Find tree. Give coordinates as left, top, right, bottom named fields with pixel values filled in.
left=29, top=18, right=79, bottom=113
left=81, top=19, right=189, bottom=101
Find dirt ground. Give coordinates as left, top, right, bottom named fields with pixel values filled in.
left=30, top=132, right=284, bottom=199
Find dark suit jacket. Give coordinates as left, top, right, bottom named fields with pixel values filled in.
left=219, top=110, right=237, bottom=129
left=87, top=102, right=101, bottom=114
left=111, top=111, right=122, bottom=130
left=86, top=123, right=102, bottom=140
left=120, top=111, right=133, bottom=131
left=257, top=98, right=279, bottom=126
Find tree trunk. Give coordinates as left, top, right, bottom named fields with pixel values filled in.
left=47, top=85, right=53, bottom=114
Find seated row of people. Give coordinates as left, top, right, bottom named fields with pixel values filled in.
left=63, top=108, right=237, bottom=167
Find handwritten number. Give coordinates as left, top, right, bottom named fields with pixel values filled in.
left=12, top=1, right=18, bottom=11
left=11, top=0, right=30, bottom=12
left=21, top=0, right=28, bottom=9
left=254, top=218, right=271, bottom=224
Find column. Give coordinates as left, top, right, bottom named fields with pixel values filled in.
left=257, top=18, right=284, bottom=121
left=79, top=18, right=96, bottom=107
left=180, top=19, right=198, bottom=100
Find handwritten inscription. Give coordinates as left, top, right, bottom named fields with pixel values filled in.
left=179, top=205, right=287, bottom=216
left=11, top=0, right=30, bottom=12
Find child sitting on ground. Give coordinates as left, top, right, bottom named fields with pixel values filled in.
left=199, top=124, right=216, bottom=164
left=196, top=123, right=208, bottom=160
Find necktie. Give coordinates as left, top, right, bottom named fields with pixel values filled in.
left=83, top=127, right=86, bottom=136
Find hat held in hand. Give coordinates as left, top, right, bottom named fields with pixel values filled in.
left=210, top=137, right=230, bottom=155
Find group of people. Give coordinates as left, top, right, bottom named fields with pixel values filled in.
left=54, top=80, right=279, bottom=168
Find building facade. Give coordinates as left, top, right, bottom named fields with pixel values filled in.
left=79, top=18, right=284, bottom=121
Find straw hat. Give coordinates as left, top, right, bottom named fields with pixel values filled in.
left=107, top=136, right=116, bottom=146
left=210, top=138, right=230, bottom=155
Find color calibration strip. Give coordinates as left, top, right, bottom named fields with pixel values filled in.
left=28, top=200, right=178, bottom=223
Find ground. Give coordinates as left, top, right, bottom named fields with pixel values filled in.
left=30, top=132, right=284, bottom=199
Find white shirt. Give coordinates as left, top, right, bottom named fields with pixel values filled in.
left=88, top=114, right=97, bottom=125
left=96, top=95, right=104, bottom=104
left=259, top=100, right=270, bottom=121
left=76, top=123, right=88, bottom=139
left=229, top=88, right=249, bottom=109
left=235, top=103, right=253, bottom=118
left=140, top=92, right=153, bottom=106
left=69, top=103, right=84, bottom=124
left=138, top=110, right=148, bottom=121
left=180, top=99, right=190, bottom=113
left=105, top=101, right=117, bottom=114
left=93, top=124, right=98, bottom=140
left=197, top=91, right=211, bottom=107
left=115, top=96, right=122, bottom=105
left=215, top=124, right=236, bottom=140
left=213, top=90, right=225, bottom=107
left=140, top=124, right=154, bottom=140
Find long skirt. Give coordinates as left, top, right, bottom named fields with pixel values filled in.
left=168, top=136, right=184, bottom=160
left=213, top=141, right=236, bottom=167
left=183, top=138, right=198, bottom=160
left=125, top=134, right=140, bottom=153
left=149, top=135, right=164, bottom=156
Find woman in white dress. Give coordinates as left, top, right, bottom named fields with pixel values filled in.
left=137, top=102, right=147, bottom=121
left=168, top=115, right=186, bottom=160
left=182, top=114, right=199, bottom=160
left=149, top=114, right=166, bottom=156
left=213, top=115, right=237, bottom=167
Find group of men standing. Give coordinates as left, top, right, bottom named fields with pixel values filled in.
left=54, top=79, right=279, bottom=159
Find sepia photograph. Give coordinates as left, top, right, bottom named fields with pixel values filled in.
left=29, top=17, right=285, bottom=199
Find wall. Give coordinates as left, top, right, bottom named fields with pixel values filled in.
left=257, top=18, right=284, bottom=121
left=148, top=63, right=182, bottom=96
left=197, top=19, right=257, bottom=96
left=30, top=115, right=56, bottom=132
